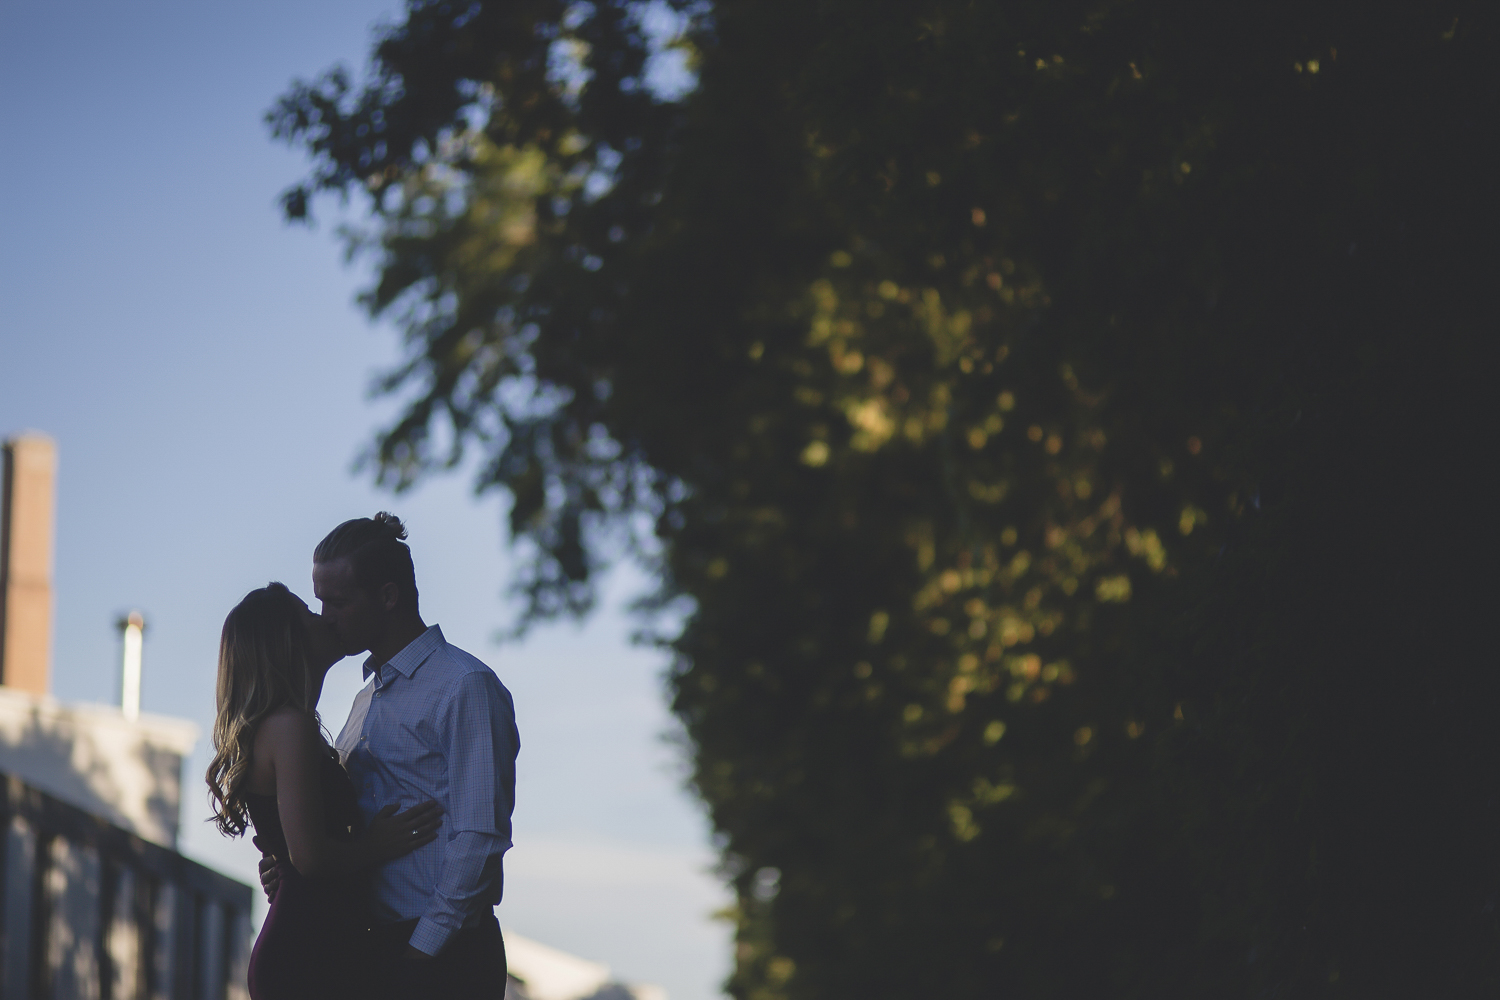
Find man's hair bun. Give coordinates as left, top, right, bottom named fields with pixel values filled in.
left=372, top=511, right=408, bottom=541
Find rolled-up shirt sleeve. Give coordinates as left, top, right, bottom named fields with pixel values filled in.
left=408, top=669, right=518, bottom=956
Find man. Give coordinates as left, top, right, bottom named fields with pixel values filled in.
left=262, top=512, right=519, bottom=998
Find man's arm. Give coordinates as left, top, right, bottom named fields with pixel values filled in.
left=406, top=669, right=518, bottom=958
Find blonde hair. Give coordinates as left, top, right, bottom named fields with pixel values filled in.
left=205, top=582, right=320, bottom=837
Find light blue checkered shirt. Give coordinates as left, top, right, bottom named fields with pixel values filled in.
left=334, top=625, right=519, bottom=956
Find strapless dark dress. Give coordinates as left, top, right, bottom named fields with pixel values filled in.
left=246, top=748, right=374, bottom=1000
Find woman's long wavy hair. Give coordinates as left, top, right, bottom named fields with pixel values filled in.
left=205, top=582, right=320, bottom=837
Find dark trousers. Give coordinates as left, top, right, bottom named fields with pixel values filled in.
left=370, top=914, right=508, bottom=1000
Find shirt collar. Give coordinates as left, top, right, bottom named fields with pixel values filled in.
left=363, top=624, right=445, bottom=681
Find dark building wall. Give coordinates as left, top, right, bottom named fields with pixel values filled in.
left=1, top=774, right=252, bottom=1000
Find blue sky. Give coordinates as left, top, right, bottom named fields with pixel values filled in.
left=0, top=3, right=727, bottom=998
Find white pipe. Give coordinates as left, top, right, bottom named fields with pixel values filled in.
left=121, top=611, right=143, bottom=721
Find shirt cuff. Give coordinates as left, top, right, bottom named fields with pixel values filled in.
left=407, top=917, right=457, bottom=957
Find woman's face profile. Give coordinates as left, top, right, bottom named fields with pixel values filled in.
left=295, top=599, right=343, bottom=671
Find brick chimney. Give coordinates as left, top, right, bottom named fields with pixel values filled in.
left=1, top=433, right=56, bottom=695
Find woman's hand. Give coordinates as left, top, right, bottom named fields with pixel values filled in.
left=362, top=800, right=444, bottom=864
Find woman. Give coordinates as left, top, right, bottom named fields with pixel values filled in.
left=205, top=582, right=442, bottom=1000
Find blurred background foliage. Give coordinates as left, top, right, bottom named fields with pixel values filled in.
left=272, top=0, right=1494, bottom=995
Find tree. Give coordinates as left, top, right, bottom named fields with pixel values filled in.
left=272, top=1, right=1495, bottom=995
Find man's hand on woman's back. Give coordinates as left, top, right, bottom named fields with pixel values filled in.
left=258, top=852, right=280, bottom=903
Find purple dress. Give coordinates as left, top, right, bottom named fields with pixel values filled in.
left=246, top=748, right=374, bottom=1000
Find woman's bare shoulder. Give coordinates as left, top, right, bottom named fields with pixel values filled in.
left=247, top=708, right=320, bottom=792
left=258, top=705, right=316, bottom=733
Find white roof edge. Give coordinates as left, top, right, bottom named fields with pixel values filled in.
left=0, top=688, right=199, bottom=753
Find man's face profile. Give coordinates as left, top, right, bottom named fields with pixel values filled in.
left=312, top=557, right=383, bottom=657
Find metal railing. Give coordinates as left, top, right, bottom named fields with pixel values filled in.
left=0, top=774, right=252, bottom=1000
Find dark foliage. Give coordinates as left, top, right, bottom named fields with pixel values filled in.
left=272, top=1, right=1496, bottom=995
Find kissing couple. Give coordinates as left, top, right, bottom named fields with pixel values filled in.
left=204, top=513, right=520, bottom=1000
